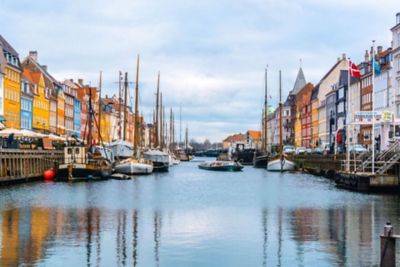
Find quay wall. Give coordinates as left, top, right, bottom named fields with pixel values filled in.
left=0, top=149, right=63, bottom=185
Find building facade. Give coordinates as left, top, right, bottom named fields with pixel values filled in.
left=392, top=13, right=400, bottom=141
left=73, top=98, right=81, bottom=138
left=20, top=74, right=33, bottom=130
left=0, top=35, right=21, bottom=128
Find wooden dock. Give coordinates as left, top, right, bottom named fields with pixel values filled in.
left=0, top=149, right=63, bottom=185
left=291, top=154, right=400, bottom=192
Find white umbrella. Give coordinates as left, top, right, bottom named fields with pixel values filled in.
left=47, top=133, right=66, bottom=141
left=0, top=128, right=23, bottom=137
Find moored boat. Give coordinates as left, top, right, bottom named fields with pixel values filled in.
left=198, top=161, right=243, bottom=171
left=114, top=158, right=153, bottom=175
left=143, top=149, right=169, bottom=172
left=267, top=156, right=295, bottom=172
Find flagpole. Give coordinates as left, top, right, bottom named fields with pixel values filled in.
left=346, top=58, right=350, bottom=172
left=371, top=40, right=375, bottom=174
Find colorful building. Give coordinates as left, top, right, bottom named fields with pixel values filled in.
left=296, top=83, right=314, bottom=148
left=73, top=98, right=81, bottom=138
left=56, top=85, right=65, bottom=135
left=62, top=80, right=75, bottom=136
left=0, top=35, right=21, bottom=128
left=28, top=70, right=49, bottom=132
left=20, top=73, right=33, bottom=130
left=311, top=85, right=319, bottom=147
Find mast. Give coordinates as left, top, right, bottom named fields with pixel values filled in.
left=169, top=108, right=173, bottom=151
left=123, top=72, right=128, bottom=141
left=98, top=71, right=102, bottom=142
left=87, top=85, right=93, bottom=148
left=134, top=55, right=140, bottom=157
left=185, top=126, right=188, bottom=150
left=264, top=66, right=268, bottom=152
left=279, top=70, right=283, bottom=160
left=118, top=71, right=123, bottom=140
left=160, top=93, right=163, bottom=149
left=179, top=104, right=182, bottom=148
left=155, top=72, right=160, bottom=148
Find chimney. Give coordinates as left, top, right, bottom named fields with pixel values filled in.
left=364, top=50, right=369, bottom=62
left=42, top=65, right=47, bottom=72
left=78, top=78, right=83, bottom=85
left=342, top=53, right=346, bottom=60
left=70, top=79, right=74, bottom=83
left=396, top=12, right=400, bottom=25
left=29, top=51, right=38, bottom=61
left=377, top=46, right=383, bottom=53
left=337, top=57, right=340, bottom=62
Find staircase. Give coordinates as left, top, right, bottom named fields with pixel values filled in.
left=356, top=139, right=400, bottom=174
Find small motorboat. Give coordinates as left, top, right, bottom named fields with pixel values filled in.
left=267, top=156, right=295, bottom=172
left=198, top=161, right=243, bottom=171
left=114, top=158, right=153, bottom=175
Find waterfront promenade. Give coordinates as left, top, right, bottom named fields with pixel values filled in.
left=0, top=159, right=398, bottom=266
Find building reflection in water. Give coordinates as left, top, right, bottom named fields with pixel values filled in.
left=116, top=209, right=128, bottom=267
left=153, top=210, right=162, bottom=267
left=132, top=209, right=139, bottom=267
left=261, top=208, right=267, bottom=267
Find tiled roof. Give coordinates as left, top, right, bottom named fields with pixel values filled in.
left=247, top=130, right=261, bottom=140
left=223, top=133, right=246, bottom=143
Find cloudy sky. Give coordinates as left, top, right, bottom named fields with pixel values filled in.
left=1, top=0, right=398, bottom=142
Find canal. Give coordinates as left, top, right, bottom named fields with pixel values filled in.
left=0, top=159, right=399, bottom=266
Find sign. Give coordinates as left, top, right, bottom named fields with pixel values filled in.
left=381, top=111, right=393, bottom=122
left=354, top=111, right=380, bottom=123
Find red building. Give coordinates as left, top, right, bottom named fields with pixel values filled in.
left=297, top=83, right=314, bottom=148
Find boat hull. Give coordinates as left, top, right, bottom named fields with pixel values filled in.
left=267, top=158, right=296, bottom=172
left=253, top=154, right=269, bottom=168
left=152, top=162, right=169, bottom=172
left=198, top=161, right=243, bottom=172
left=114, top=162, right=153, bottom=175
left=56, top=164, right=112, bottom=181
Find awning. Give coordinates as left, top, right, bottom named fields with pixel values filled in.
left=0, top=115, right=5, bottom=123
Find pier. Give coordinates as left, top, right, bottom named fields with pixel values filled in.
left=0, top=149, right=63, bottom=185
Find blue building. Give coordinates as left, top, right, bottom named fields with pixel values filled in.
left=73, top=98, right=81, bottom=138
left=20, top=76, right=33, bottom=130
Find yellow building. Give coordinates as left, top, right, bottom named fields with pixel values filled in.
left=57, top=88, right=65, bottom=135
left=0, top=35, right=21, bottom=128
left=27, top=70, right=49, bottom=132
left=294, top=112, right=302, bottom=147
left=1, top=209, right=20, bottom=266
left=311, top=85, right=319, bottom=147
left=100, top=112, right=111, bottom=144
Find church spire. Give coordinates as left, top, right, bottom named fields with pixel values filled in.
left=291, top=64, right=306, bottom=95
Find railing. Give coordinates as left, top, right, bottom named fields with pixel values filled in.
left=0, top=149, right=64, bottom=183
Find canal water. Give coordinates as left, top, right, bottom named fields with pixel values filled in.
left=0, top=159, right=399, bottom=267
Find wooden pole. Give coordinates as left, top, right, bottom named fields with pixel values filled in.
left=123, top=72, right=128, bottom=141
left=155, top=72, right=160, bottom=148
left=98, top=71, right=102, bottom=143
left=134, top=55, right=140, bottom=157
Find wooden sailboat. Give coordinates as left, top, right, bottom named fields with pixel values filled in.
left=114, top=55, right=154, bottom=175
left=267, top=70, right=295, bottom=172
left=56, top=74, right=113, bottom=181
left=143, top=72, right=170, bottom=172
left=254, top=67, right=270, bottom=168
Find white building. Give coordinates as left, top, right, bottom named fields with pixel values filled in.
left=392, top=13, right=400, bottom=138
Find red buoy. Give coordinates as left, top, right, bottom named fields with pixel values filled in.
left=43, top=168, right=56, bottom=181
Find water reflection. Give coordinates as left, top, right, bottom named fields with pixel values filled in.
left=0, top=166, right=400, bottom=266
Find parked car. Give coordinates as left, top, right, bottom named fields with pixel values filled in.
left=295, top=147, right=306, bottom=155
left=283, top=145, right=295, bottom=155
left=348, top=144, right=368, bottom=154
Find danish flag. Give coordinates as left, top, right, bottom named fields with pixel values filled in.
left=349, top=61, right=360, bottom=78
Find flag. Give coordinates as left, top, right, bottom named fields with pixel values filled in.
left=349, top=61, right=360, bottom=78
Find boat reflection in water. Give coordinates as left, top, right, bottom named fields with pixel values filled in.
left=0, top=165, right=398, bottom=266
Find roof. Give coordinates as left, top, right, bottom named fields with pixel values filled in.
left=247, top=130, right=261, bottom=140
left=291, top=67, right=306, bottom=95
left=223, top=133, right=246, bottom=143
left=311, top=84, right=319, bottom=101
left=0, top=35, right=19, bottom=57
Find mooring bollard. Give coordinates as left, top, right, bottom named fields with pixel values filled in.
left=380, top=222, right=395, bottom=267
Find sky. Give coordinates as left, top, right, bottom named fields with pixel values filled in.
left=0, top=0, right=398, bottom=142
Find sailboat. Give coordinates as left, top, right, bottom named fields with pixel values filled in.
left=267, top=70, right=296, bottom=172
left=56, top=75, right=113, bottom=181
left=142, top=72, right=170, bottom=172
left=254, top=67, right=270, bottom=168
left=114, top=55, right=154, bottom=175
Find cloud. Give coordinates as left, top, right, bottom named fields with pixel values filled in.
left=0, top=0, right=398, bottom=141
